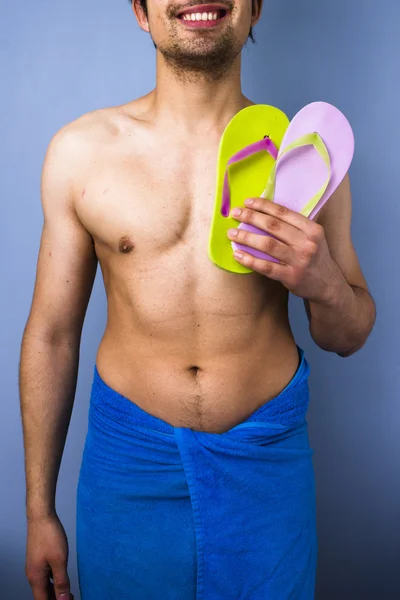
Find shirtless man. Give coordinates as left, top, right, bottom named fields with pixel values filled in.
left=20, top=0, right=376, bottom=598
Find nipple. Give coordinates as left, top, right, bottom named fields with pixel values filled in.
left=118, top=236, right=135, bottom=254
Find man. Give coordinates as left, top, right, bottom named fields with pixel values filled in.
left=20, top=0, right=376, bottom=598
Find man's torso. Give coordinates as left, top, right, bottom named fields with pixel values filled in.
left=71, top=99, right=300, bottom=433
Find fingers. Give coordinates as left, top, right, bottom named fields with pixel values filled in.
left=28, top=574, right=50, bottom=600
left=26, top=561, right=51, bottom=600
left=232, top=247, right=291, bottom=280
left=230, top=203, right=305, bottom=247
left=49, top=582, right=57, bottom=600
left=244, top=197, right=313, bottom=231
left=51, top=561, right=72, bottom=599
left=50, top=582, right=74, bottom=600
left=227, top=228, right=293, bottom=264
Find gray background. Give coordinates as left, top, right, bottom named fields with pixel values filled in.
left=1, top=0, right=399, bottom=598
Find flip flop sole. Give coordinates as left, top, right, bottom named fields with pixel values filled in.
left=208, top=105, right=290, bottom=274
left=233, top=101, right=355, bottom=264
left=274, top=101, right=354, bottom=219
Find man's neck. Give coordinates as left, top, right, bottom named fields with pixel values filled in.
left=148, top=52, right=250, bottom=135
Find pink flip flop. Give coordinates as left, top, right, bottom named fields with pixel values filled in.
left=232, top=101, right=355, bottom=263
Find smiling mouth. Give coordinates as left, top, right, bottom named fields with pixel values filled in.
left=177, top=4, right=229, bottom=27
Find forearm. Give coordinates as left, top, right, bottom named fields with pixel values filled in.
left=308, top=276, right=376, bottom=357
left=19, top=332, right=80, bottom=521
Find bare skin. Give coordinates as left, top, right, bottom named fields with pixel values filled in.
left=83, top=99, right=301, bottom=432
left=20, top=0, right=375, bottom=598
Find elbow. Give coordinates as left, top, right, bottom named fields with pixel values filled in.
left=310, top=325, right=373, bottom=358
left=312, top=338, right=365, bottom=358
left=22, top=320, right=81, bottom=349
left=336, top=328, right=373, bottom=358
left=336, top=344, right=364, bottom=358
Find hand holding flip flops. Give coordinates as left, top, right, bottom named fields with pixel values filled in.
left=208, top=102, right=355, bottom=286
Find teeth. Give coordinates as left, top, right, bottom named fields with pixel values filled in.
left=182, top=11, right=221, bottom=21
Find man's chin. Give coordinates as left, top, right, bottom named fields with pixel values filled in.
left=164, top=36, right=225, bottom=56
left=159, top=34, right=240, bottom=76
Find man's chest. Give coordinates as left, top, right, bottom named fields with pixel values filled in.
left=75, top=144, right=219, bottom=259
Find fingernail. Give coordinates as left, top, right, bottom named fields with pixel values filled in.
left=244, top=198, right=254, bottom=205
left=233, top=251, right=244, bottom=259
left=231, top=207, right=242, bottom=217
left=58, top=594, right=70, bottom=599
left=227, top=228, right=238, bottom=237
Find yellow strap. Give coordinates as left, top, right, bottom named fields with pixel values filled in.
left=261, top=132, right=331, bottom=217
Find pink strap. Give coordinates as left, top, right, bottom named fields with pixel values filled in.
left=221, top=136, right=279, bottom=217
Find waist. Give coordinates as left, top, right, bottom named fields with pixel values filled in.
left=92, top=344, right=309, bottom=434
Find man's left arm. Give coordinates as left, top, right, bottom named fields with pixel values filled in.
left=227, top=173, right=376, bottom=357
left=302, top=174, right=376, bottom=357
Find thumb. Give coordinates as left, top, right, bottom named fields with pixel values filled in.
left=52, top=562, right=71, bottom=599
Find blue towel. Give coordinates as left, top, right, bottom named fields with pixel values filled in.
left=77, top=347, right=317, bottom=599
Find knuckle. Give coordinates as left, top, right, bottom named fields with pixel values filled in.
left=55, top=582, right=70, bottom=592
left=300, top=240, right=317, bottom=261
left=268, top=217, right=281, bottom=232
left=26, top=568, right=43, bottom=585
left=25, top=560, right=37, bottom=577
left=264, top=236, right=278, bottom=254
left=53, top=574, right=70, bottom=591
left=240, top=229, right=249, bottom=243
left=262, top=260, right=273, bottom=276
left=310, top=222, right=324, bottom=241
left=275, top=204, right=288, bottom=217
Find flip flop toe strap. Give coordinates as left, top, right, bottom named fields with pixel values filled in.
left=262, top=132, right=331, bottom=217
left=221, top=137, right=279, bottom=217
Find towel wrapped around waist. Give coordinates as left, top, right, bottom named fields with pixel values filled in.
left=77, top=347, right=317, bottom=599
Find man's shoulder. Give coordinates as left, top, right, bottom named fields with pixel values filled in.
left=44, top=103, right=136, bottom=183
left=50, top=105, right=125, bottom=153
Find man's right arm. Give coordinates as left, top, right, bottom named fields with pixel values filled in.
left=20, top=124, right=97, bottom=599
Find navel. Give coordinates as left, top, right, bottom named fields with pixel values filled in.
left=188, top=365, right=201, bottom=376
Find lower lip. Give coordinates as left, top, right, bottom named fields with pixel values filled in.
left=177, top=14, right=227, bottom=28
